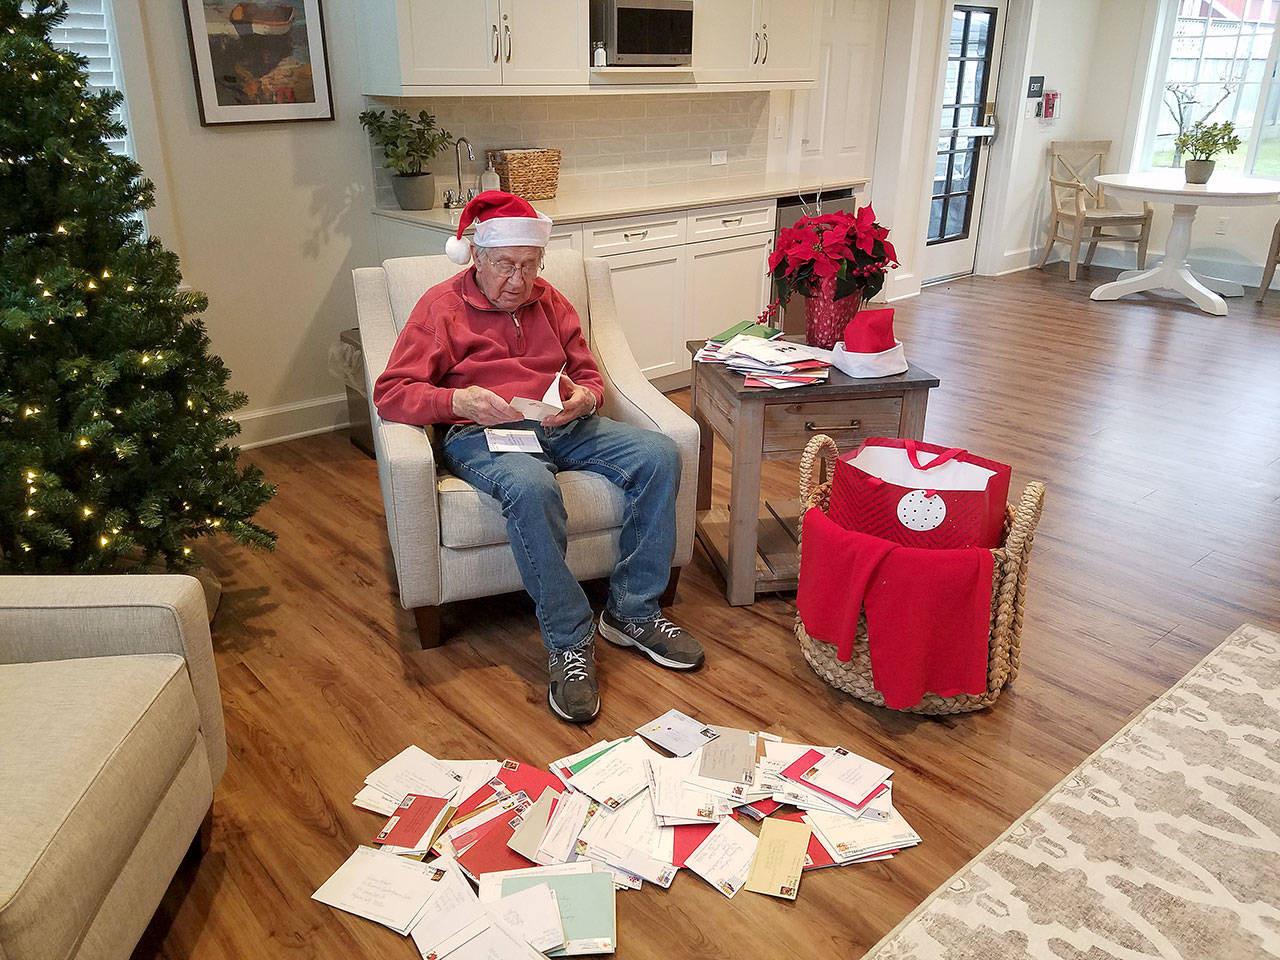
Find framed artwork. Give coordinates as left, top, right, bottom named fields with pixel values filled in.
left=181, top=1, right=334, bottom=126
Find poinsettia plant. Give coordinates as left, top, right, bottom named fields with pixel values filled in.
left=765, top=205, right=898, bottom=311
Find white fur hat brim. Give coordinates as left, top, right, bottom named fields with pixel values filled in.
left=474, top=211, right=553, bottom=250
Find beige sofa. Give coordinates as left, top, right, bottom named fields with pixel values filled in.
left=0, top=575, right=226, bottom=960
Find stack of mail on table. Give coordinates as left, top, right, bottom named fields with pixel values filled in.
left=312, top=710, right=918, bottom=957
left=694, top=333, right=834, bottom=389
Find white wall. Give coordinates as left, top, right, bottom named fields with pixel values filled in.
left=118, top=0, right=379, bottom=448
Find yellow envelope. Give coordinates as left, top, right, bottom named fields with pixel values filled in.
left=745, top=817, right=810, bottom=900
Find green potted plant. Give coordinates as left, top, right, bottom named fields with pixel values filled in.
left=1174, top=120, right=1241, bottom=184
left=359, top=108, right=454, bottom=210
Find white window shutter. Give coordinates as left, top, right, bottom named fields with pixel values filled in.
left=48, top=0, right=136, bottom=159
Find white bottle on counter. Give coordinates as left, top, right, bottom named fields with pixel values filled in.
left=480, top=159, right=500, bottom=192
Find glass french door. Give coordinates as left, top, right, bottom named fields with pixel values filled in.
left=922, top=3, right=1005, bottom=282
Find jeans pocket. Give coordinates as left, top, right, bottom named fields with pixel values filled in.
left=444, top=423, right=483, bottom=445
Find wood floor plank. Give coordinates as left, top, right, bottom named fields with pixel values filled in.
left=133, top=263, right=1280, bottom=959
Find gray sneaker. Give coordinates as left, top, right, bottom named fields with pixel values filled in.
left=548, top=642, right=600, bottom=723
left=598, top=610, right=705, bottom=670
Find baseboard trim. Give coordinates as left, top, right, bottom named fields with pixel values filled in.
left=234, top=393, right=350, bottom=450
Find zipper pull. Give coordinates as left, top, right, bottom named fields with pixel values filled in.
left=509, top=311, right=522, bottom=339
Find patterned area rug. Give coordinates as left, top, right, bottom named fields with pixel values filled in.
left=865, top=623, right=1280, bottom=960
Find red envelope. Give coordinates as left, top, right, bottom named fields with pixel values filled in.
left=671, top=820, right=720, bottom=868
left=454, top=806, right=534, bottom=881
left=374, top=794, right=451, bottom=848
left=454, top=759, right=565, bottom=819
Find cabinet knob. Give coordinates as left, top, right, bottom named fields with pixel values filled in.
left=721, top=216, right=743, bottom=226
left=623, top=229, right=649, bottom=241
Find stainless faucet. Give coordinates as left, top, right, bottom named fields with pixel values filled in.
left=444, top=137, right=476, bottom=208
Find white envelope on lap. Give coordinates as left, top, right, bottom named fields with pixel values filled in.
left=510, top=365, right=565, bottom=420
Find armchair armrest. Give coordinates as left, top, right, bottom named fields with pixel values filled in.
left=0, top=574, right=227, bottom=785
left=353, top=266, right=443, bottom=610
left=1048, top=176, right=1087, bottom=217
left=585, top=257, right=699, bottom=566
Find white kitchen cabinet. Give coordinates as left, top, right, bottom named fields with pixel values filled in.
left=684, top=232, right=774, bottom=346
left=545, top=224, right=584, bottom=252
left=597, top=245, right=689, bottom=381
left=356, top=0, right=585, bottom=93
left=693, top=0, right=817, bottom=84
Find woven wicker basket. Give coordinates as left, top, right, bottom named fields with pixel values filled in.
left=795, top=435, right=1045, bottom=715
left=485, top=148, right=562, bottom=200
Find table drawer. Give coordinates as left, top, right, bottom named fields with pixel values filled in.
left=686, top=200, right=777, bottom=243
left=762, top=397, right=903, bottom=457
left=583, top=210, right=687, bottom=256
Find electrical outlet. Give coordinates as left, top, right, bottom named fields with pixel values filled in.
left=772, top=115, right=785, bottom=139
left=710, top=150, right=728, bottom=165
left=1216, top=216, right=1229, bottom=235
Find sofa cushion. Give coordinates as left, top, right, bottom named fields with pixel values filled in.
left=438, top=469, right=625, bottom=548
left=0, top=654, right=200, bottom=960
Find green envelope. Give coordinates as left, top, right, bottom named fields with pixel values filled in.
left=499, top=871, right=616, bottom=956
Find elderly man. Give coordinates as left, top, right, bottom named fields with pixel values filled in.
left=373, top=191, right=704, bottom=723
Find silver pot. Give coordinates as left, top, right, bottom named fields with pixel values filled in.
left=391, top=172, right=436, bottom=210
left=1184, top=159, right=1215, bottom=184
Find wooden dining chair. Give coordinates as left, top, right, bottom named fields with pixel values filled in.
left=1037, top=140, right=1153, bottom=281
left=1257, top=218, right=1280, bottom=302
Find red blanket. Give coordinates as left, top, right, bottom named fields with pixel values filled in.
left=796, top=507, right=993, bottom=709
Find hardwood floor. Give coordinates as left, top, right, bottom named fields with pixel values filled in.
left=135, top=264, right=1280, bottom=959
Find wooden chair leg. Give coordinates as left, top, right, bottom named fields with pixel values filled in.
left=411, top=605, right=444, bottom=650
left=1083, top=225, right=1101, bottom=266
left=1257, top=220, right=1280, bottom=302
left=659, top=567, right=682, bottom=608
left=1067, top=220, right=1083, bottom=281
left=1036, top=213, right=1058, bottom=269
left=1137, top=222, right=1151, bottom=271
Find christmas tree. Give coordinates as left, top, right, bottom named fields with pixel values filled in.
left=0, top=0, right=275, bottom=573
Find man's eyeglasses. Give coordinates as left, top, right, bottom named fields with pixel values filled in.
left=487, top=259, right=543, bottom=279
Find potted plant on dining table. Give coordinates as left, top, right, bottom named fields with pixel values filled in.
left=1175, top=120, right=1241, bottom=185
left=763, top=205, right=899, bottom=349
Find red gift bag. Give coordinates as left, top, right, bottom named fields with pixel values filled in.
left=828, top=438, right=1012, bottom=549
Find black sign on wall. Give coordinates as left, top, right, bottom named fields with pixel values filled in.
left=1027, top=75, right=1045, bottom=98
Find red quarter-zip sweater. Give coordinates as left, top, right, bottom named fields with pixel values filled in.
left=372, top=267, right=605, bottom=426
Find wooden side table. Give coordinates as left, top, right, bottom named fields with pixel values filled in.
left=687, top=340, right=939, bottom=605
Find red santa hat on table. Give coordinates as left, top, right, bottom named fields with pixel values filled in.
left=445, top=190, right=553, bottom=264
left=832, top=307, right=909, bottom=378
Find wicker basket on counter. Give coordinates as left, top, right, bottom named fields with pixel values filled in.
left=485, top=148, right=562, bottom=200
left=794, top=434, right=1046, bottom=715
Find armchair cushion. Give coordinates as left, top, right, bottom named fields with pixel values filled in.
left=0, top=654, right=207, bottom=960
left=438, top=468, right=626, bottom=548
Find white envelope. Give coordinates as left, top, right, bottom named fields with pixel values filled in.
left=510, top=364, right=565, bottom=421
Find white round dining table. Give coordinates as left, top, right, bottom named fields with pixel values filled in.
left=1089, top=171, right=1280, bottom=316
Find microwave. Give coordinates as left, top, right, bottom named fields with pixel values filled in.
left=590, top=0, right=694, bottom=67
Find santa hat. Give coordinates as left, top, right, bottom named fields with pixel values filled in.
left=832, top=307, right=909, bottom=378
left=444, top=190, right=553, bottom=265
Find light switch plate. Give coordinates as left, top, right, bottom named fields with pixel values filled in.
left=710, top=150, right=728, bottom=165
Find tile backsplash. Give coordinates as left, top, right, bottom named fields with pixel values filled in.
left=367, top=92, right=770, bottom=207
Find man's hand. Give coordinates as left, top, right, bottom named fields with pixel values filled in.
left=541, top=378, right=596, bottom=427
left=452, top=385, right=520, bottom=425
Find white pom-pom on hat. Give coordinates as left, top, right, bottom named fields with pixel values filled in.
left=446, top=190, right=552, bottom=266
left=445, top=235, right=471, bottom=264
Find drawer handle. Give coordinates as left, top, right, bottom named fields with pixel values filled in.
left=623, top=229, right=649, bottom=241
left=721, top=216, right=743, bottom=226
left=805, top=419, right=861, bottom=432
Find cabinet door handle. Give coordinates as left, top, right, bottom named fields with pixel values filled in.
left=623, top=229, right=649, bottom=241
left=752, top=32, right=760, bottom=64
left=805, top=419, right=861, bottom=432
left=762, top=31, right=769, bottom=64
left=491, top=24, right=499, bottom=62
left=721, top=216, right=743, bottom=226
left=504, top=24, right=512, bottom=63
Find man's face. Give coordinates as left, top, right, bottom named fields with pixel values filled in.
left=473, top=245, right=543, bottom=312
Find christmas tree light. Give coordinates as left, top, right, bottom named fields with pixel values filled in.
left=0, top=0, right=275, bottom=572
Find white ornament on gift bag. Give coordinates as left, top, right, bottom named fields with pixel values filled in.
left=897, top=489, right=946, bottom=531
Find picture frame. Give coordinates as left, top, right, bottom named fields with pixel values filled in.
left=181, top=0, right=334, bottom=126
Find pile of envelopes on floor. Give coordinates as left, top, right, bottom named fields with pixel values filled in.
left=313, top=709, right=920, bottom=957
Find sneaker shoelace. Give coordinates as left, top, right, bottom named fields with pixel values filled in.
left=653, top=616, right=683, bottom=640
left=560, top=649, right=589, bottom=683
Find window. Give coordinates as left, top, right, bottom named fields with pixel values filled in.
left=1144, top=0, right=1280, bottom=177
left=48, top=0, right=136, bottom=161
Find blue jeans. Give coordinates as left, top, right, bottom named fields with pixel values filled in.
left=441, top=415, right=681, bottom=653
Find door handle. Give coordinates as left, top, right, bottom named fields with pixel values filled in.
left=752, top=32, right=760, bottom=64
left=491, top=24, right=499, bottom=63
left=504, top=24, right=512, bottom=63
left=623, top=230, right=649, bottom=241
left=761, top=31, right=769, bottom=64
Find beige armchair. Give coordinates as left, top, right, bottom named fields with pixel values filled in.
left=352, top=250, right=699, bottom=648
left=1037, top=139, right=1153, bottom=281
left=0, top=575, right=226, bottom=960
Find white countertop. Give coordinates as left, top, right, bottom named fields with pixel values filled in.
left=372, top=173, right=871, bottom=232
